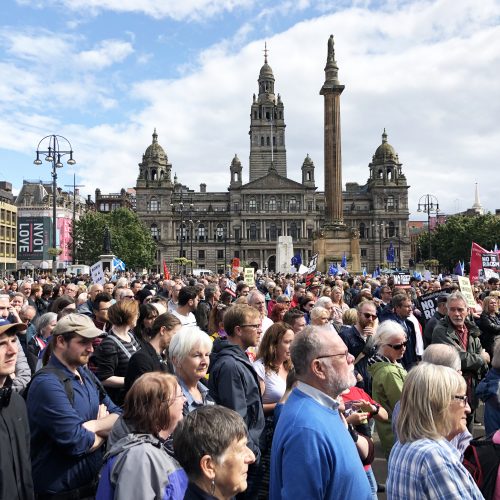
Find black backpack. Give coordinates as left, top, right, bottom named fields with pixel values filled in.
left=463, top=434, right=500, bottom=500
left=23, top=366, right=107, bottom=406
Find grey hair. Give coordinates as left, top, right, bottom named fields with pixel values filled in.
left=247, top=290, right=265, bottom=305
left=315, top=296, right=333, bottom=309
left=290, top=326, right=323, bottom=376
left=373, top=320, right=406, bottom=351
left=422, top=344, right=461, bottom=372
left=169, top=326, right=212, bottom=363
left=35, top=312, right=58, bottom=333
left=447, top=291, right=467, bottom=309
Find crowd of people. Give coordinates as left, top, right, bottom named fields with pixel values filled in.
left=0, top=270, right=499, bottom=500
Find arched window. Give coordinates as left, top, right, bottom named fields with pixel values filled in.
left=261, top=136, right=264, bottom=146
left=197, top=223, right=205, bottom=242
left=388, top=221, right=395, bottom=237
left=269, top=223, right=278, bottom=241
left=359, top=223, right=366, bottom=239
left=150, top=224, right=159, bottom=240
left=269, top=198, right=276, bottom=211
left=266, top=136, right=270, bottom=146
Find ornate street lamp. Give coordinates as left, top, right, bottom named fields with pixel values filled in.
left=34, top=135, right=76, bottom=275
left=417, top=194, right=439, bottom=260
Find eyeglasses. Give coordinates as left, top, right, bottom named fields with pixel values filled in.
left=316, top=350, right=350, bottom=361
left=362, top=313, right=377, bottom=320
left=122, top=295, right=135, bottom=300
left=453, top=395, right=468, bottom=406
left=385, top=341, right=408, bottom=351
left=240, top=324, right=262, bottom=330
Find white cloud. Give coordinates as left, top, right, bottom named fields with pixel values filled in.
left=17, top=0, right=254, bottom=21
left=77, top=40, right=134, bottom=70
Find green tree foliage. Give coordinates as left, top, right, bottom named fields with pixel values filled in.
left=417, top=214, right=500, bottom=271
left=73, top=208, right=156, bottom=269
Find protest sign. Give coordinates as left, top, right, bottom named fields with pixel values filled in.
left=243, top=268, right=255, bottom=287
left=90, top=261, right=105, bottom=285
left=458, top=276, right=477, bottom=308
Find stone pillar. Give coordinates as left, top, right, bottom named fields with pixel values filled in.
left=320, top=35, right=345, bottom=228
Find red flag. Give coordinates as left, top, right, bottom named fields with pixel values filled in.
left=469, top=242, right=487, bottom=283
left=163, top=259, right=170, bottom=280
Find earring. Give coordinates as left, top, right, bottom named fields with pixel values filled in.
left=210, top=478, right=216, bottom=496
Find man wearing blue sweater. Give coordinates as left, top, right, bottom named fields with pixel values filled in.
left=270, top=326, right=372, bottom=500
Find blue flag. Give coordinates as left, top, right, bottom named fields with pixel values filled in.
left=112, top=257, right=126, bottom=271
left=328, top=263, right=338, bottom=276
left=341, top=252, right=347, bottom=268
left=387, top=241, right=395, bottom=263
left=373, top=265, right=380, bottom=278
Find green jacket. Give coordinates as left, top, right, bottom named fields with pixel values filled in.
left=367, top=360, right=407, bottom=459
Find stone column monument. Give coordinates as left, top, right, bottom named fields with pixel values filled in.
left=314, top=35, right=361, bottom=273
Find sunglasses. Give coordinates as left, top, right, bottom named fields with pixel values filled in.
left=363, top=313, right=377, bottom=320
left=386, top=341, right=408, bottom=351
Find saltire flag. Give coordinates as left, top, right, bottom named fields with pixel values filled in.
left=362, top=268, right=367, bottom=277
left=163, top=259, right=170, bottom=280
left=387, top=242, right=395, bottom=263
left=112, top=257, right=126, bottom=271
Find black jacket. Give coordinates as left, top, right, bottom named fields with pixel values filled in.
left=478, top=312, right=500, bottom=354
left=0, top=378, right=34, bottom=500
left=208, top=339, right=264, bottom=458
left=124, top=342, right=171, bottom=393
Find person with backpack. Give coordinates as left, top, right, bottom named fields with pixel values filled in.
left=26, top=313, right=121, bottom=499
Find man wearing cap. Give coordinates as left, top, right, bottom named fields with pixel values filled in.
left=0, top=319, right=34, bottom=500
left=26, top=313, right=121, bottom=499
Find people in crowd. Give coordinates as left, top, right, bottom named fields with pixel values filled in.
left=0, top=319, right=34, bottom=500
left=247, top=290, right=273, bottom=334
left=50, top=295, right=77, bottom=317
left=478, top=295, right=500, bottom=357
left=387, top=363, right=482, bottom=499
left=91, top=292, right=113, bottom=332
left=170, top=326, right=214, bottom=414
left=331, top=286, right=349, bottom=328
left=270, top=325, right=372, bottom=499
left=208, top=304, right=265, bottom=498
left=195, top=284, right=220, bottom=333
left=310, top=306, right=333, bottom=327
left=282, top=309, right=306, bottom=334
left=125, top=312, right=181, bottom=391
left=367, top=320, right=408, bottom=458
left=92, top=300, right=141, bottom=406
left=432, top=291, right=490, bottom=429
left=208, top=303, right=231, bottom=341
left=297, top=295, right=315, bottom=324
left=27, top=313, right=121, bottom=498
left=134, top=303, right=160, bottom=345
left=172, top=286, right=199, bottom=327
left=173, top=405, right=256, bottom=500
left=26, top=311, right=57, bottom=373
left=78, top=284, right=104, bottom=316
left=96, top=372, right=187, bottom=499
left=423, top=293, right=449, bottom=346
left=167, top=282, right=183, bottom=312
left=476, top=338, right=500, bottom=435
left=339, top=301, right=378, bottom=394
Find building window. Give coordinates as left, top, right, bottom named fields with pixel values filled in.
left=288, top=222, right=299, bottom=240
left=234, top=228, right=240, bottom=241
left=149, top=197, right=160, bottom=211
left=361, top=248, right=367, bottom=257
left=198, top=250, right=205, bottom=259
left=288, top=197, right=297, bottom=212
left=217, top=250, right=224, bottom=259
left=177, top=223, right=187, bottom=241
left=197, top=224, right=206, bottom=242
left=249, top=199, right=256, bottom=212
left=234, top=250, right=240, bottom=258
left=388, top=221, right=396, bottom=237
left=269, top=198, right=276, bottom=211
left=216, top=224, right=224, bottom=242
left=233, top=202, right=239, bottom=212
left=150, top=224, right=159, bottom=240
left=359, top=223, right=366, bottom=239
left=267, top=223, right=278, bottom=241
left=249, top=223, right=258, bottom=241
left=387, top=196, right=395, bottom=210
left=261, top=137, right=264, bottom=146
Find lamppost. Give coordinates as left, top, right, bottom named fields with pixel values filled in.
left=34, top=135, right=76, bottom=275
left=371, top=222, right=385, bottom=268
left=188, top=217, right=200, bottom=275
left=170, top=199, right=192, bottom=274
left=417, top=194, right=439, bottom=260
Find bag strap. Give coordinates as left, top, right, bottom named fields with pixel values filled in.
left=25, top=366, right=74, bottom=406
left=108, top=333, right=135, bottom=359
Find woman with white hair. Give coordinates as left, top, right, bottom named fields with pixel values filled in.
left=367, top=320, right=407, bottom=458
left=169, top=326, right=214, bottom=414
left=387, top=363, right=481, bottom=499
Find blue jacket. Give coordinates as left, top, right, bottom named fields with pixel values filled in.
left=27, top=356, right=121, bottom=494
left=476, top=367, right=500, bottom=435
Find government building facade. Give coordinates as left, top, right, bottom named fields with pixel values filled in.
left=134, top=51, right=410, bottom=274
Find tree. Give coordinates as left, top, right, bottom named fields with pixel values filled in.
left=72, top=208, right=156, bottom=270
left=417, top=214, right=500, bottom=272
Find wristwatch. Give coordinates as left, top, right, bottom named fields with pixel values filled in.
left=370, top=404, right=380, bottom=417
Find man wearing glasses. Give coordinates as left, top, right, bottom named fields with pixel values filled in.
left=208, top=304, right=265, bottom=498
left=270, top=326, right=372, bottom=500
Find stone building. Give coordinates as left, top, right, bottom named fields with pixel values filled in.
left=0, top=182, right=17, bottom=273
left=133, top=51, right=411, bottom=274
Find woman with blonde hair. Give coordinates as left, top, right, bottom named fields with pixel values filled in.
left=387, top=363, right=482, bottom=499
left=331, top=286, right=349, bottom=327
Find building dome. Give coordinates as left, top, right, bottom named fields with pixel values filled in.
left=373, top=129, right=397, bottom=162
left=143, top=129, right=167, bottom=162
left=259, top=61, right=274, bottom=79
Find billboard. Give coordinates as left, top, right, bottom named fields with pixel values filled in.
left=17, top=217, right=51, bottom=261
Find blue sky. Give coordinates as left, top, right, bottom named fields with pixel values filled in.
left=1, top=0, right=500, bottom=217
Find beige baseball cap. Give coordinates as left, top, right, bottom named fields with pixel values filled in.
left=52, top=313, right=103, bottom=339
